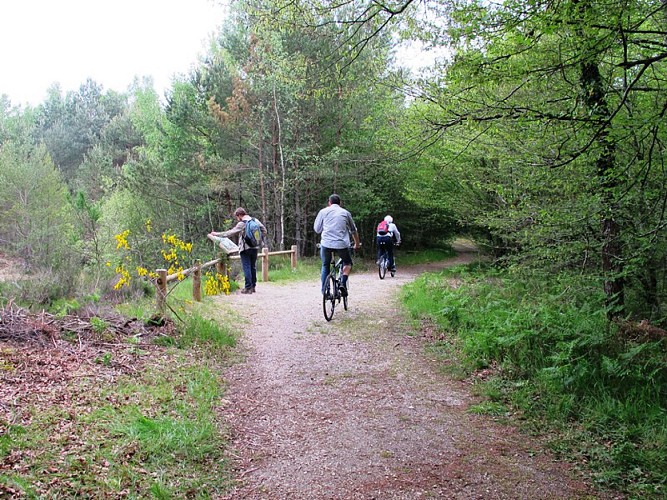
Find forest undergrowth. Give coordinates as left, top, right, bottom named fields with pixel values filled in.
left=401, top=263, right=667, bottom=498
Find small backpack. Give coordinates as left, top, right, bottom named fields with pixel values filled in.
left=244, top=218, right=262, bottom=247
left=377, top=220, right=389, bottom=235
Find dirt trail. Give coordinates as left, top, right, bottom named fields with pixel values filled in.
left=217, top=251, right=603, bottom=499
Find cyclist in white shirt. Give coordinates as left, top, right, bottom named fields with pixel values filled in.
left=314, top=194, right=361, bottom=296
left=376, top=215, right=401, bottom=271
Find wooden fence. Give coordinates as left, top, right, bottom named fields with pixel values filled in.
left=155, top=245, right=298, bottom=315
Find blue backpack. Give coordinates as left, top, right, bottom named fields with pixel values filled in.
left=244, top=218, right=262, bottom=247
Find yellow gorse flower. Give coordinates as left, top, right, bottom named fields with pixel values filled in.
left=204, top=272, right=231, bottom=296
left=113, top=228, right=196, bottom=292
left=113, top=264, right=132, bottom=290
left=114, top=230, right=130, bottom=250
left=162, top=249, right=178, bottom=262
left=162, top=233, right=193, bottom=253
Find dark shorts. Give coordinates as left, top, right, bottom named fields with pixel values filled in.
left=377, top=235, right=393, bottom=247
left=321, top=246, right=354, bottom=267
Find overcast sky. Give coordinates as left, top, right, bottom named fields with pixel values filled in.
left=0, top=0, right=227, bottom=106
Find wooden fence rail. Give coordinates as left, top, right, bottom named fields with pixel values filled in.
left=156, top=245, right=298, bottom=315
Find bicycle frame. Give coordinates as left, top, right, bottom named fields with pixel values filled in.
left=331, top=255, right=344, bottom=278
left=377, top=242, right=394, bottom=279
left=321, top=247, right=352, bottom=321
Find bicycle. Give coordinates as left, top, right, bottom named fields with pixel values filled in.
left=322, top=248, right=351, bottom=321
left=377, top=243, right=395, bottom=280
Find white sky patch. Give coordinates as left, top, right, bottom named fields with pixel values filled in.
left=0, top=0, right=227, bottom=106
left=394, top=40, right=451, bottom=75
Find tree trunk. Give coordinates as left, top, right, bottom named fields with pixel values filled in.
left=580, top=59, right=625, bottom=317
left=259, top=136, right=267, bottom=225
left=273, top=83, right=286, bottom=250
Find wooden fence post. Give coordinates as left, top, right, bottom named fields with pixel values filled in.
left=193, top=259, right=202, bottom=302
left=291, top=244, right=298, bottom=270
left=261, top=247, right=269, bottom=282
left=156, top=269, right=167, bottom=316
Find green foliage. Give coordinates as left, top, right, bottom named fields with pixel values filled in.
left=49, top=298, right=81, bottom=317
left=38, top=80, right=127, bottom=181
left=1, top=0, right=458, bottom=310
left=99, top=190, right=153, bottom=265
left=171, top=0, right=418, bottom=254
left=386, top=0, right=667, bottom=319
left=95, top=352, right=113, bottom=366
left=73, top=146, right=119, bottom=203
left=402, top=265, right=667, bottom=495
left=90, top=317, right=109, bottom=334
left=179, top=313, right=236, bottom=350
left=0, top=140, right=79, bottom=276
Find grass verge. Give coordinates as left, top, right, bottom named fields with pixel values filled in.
left=0, top=290, right=238, bottom=497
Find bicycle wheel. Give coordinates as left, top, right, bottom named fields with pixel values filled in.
left=378, top=255, right=387, bottom=279
left=342, top=278, right=348, bottom=310
left=322, top=274, right=336, bottom=321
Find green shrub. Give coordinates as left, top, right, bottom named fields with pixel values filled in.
left=401, top=265, right=667, bottom=496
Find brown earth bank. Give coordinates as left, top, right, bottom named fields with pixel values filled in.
left=217, top=250, right=620, bottom=499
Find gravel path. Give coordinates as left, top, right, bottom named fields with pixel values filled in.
left=216, top=251, right=604, bottom=499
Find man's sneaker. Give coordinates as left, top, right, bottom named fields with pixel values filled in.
left=339, top=284, right=348, bottom=297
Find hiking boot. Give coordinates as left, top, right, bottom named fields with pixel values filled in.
left=251, top=286, right=256, bottom=293
left=240, top=287, right=253, bottom=294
